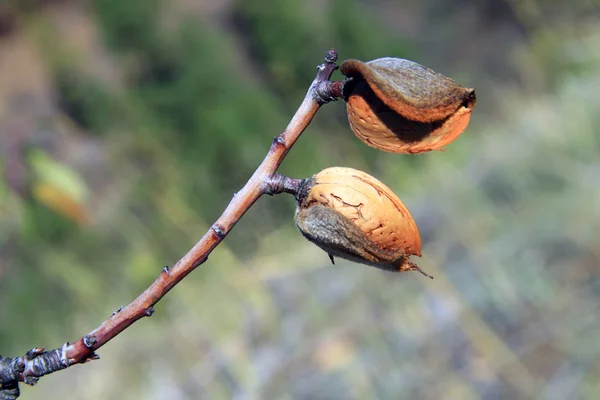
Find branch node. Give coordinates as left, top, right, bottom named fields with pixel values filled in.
left=145, top=307, right=155, bottom=317
left=312, top=50, right=341, bottom=104
left=60, top=344, right=73, bottom=366
left=163, top=265, right=170, bottom=273
left=325, top=48, right=338, bottom=64
left=24, top=349, right=44, bottom=360
left=314, top=81, right=341, bottom=104
left=211, top=224, right=226, bottom=239
left=83, top=336, right=97, bottom=348
left=263, top=174, right=304, bottom=196
left=271, top=136, right=286, bottom=151
left=23, top=377, right=39, bottom=386
left=112, top=306, right=124, bottom=316
left=13, top=360, right=25, bottom=373
left=263, top=173, right=283, bottom=196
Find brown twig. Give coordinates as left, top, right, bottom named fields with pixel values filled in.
left=0, top=49, right=340, bottom=399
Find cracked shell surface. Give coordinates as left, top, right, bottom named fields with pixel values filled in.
left=304, top=167, right=421, bottom=257
left=341, top=58, right=476, bottom=154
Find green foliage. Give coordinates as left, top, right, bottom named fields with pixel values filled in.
left=233, top=0, right=326, bottom=101
left=54, top=70, right=115, bottom=134
left=92, top=0, right=163, bottom=56
left=327, top=0, right=414, bottom=61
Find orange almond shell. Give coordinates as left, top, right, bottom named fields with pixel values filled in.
left=305, top=167, right=421, bottom=257
left=341, top=58, right=476, bottom=154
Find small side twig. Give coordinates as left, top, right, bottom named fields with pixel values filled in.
left=263, top=173, right=305, bottom=197
left=0, top=49, right=341, bottom=399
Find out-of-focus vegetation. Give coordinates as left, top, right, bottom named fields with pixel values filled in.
left=1, top=0, right=599, bottom=398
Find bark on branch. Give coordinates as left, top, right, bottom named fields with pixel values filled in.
left=0, top=49, right=340, bottom=399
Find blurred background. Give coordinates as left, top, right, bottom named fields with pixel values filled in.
left=1, top=0, right=599, bottom=399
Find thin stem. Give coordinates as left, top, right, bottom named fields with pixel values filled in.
left=263, top=173, right=305, bottom=197
left=0, top=49, right=341, bottom=397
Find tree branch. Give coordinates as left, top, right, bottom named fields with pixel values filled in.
left=0, top=49, right=340, bottom=399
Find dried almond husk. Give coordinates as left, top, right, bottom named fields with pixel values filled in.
left=295, top=167, right=431, bottom=277
left=341, top=57, right=476, bottom=154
